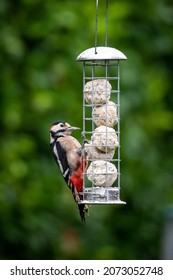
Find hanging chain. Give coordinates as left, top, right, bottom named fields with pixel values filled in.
left=95, top=0, right=109, bottom=53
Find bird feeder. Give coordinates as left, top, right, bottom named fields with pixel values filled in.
left=77, top=0, right=127, bottom=204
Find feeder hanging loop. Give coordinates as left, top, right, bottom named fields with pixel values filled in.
left=95, top=0, right=99, bottom=54
left=95, top=0, right=109, bottom=53
left=105, top=0, right=109, bottom=47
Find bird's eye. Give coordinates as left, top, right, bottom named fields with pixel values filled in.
left=60, top=123, right=64, bottom=127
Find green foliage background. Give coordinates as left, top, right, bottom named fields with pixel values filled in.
left=0, top=0, right=173, bottom=259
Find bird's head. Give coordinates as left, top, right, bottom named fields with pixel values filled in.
left=50, top=121, right=80, bottom=140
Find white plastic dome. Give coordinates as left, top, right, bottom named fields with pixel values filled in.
left=77, top=46, right=127, bottom=61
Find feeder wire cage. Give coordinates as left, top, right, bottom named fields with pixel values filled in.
left=77, top=0, right=127, bottom=205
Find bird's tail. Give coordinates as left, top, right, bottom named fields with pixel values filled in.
left=70, top=183, right=89, bottom=222
left=78, top=203, right=89, bottom=223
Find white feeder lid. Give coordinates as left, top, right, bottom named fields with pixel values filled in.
left=77, top=46, right=127, bottom=61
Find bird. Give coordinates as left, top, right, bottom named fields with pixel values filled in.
left=50, top=121, right=88, bottom=222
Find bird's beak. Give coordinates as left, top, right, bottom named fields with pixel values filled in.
left=67, top=126, right=80, bottom=132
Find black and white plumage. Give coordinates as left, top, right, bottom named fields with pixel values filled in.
left=50, top=121, right=88, bottom=222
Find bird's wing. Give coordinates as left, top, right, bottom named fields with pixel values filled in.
left=51, top=141, right=71, bottom=185
left=51, top=140, right=87, bottom=222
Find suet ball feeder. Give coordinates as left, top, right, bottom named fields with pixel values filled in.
left=77, top=1, right=127, bottom=205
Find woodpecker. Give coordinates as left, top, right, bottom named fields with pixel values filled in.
left=50, top=121, right=88, bottom=222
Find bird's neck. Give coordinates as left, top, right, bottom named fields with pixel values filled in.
left=50, top=132, right=65, bottom=144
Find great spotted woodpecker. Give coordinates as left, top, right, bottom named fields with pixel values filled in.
left=50, top=121, right=88, bottom=222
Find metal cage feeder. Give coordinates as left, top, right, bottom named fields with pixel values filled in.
left=77, top=46, right=127, bottom=205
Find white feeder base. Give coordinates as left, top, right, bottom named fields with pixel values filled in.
left=79, top=187, right=126, bottom=205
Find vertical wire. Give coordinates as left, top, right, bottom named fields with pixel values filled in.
left=105, top=61, right=108, bottom=201
left=91, top=63, right=95, bottom=195
left=105, top=1, right=109, bottom=201
left=117, top=62, right=121, bottom=195
left=82, top=62, right=86, bottom=196
left=105, top=0, right=109, bottom=47
left=95, top=0, right=99, bottom=54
